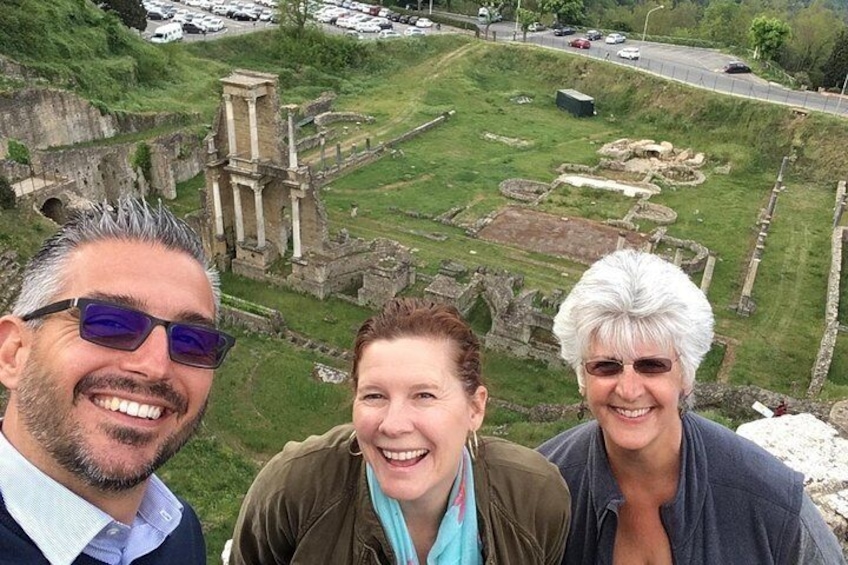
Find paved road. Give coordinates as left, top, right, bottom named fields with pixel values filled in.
left=430, top=11, right=848, bottom=117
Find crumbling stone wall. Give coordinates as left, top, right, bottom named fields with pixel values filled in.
left=30, top=131, right=204, bottom=201
left=0, top=88, right=192, bottom=158
left=809, top=181, right=847, bottom=397
left=298, top=91, right=336, bottom=122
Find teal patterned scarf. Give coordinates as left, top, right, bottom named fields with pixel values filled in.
left=366, top=447, right=483, bottom=565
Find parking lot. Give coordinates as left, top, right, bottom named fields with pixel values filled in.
left=143, top=0, right=448, bottom=42
left=143, top=0, right=279, bottom=42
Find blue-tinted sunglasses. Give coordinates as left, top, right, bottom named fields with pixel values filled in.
left=22, top=298, right=235, bottom=369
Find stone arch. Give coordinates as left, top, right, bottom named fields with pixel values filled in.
left=39, top=197, right=66, bottom=224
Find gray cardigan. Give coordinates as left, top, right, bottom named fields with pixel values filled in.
left=538, top=412, right=846, bottom=564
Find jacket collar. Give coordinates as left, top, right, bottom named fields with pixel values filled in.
left=585, top=414, right=709, bottom=556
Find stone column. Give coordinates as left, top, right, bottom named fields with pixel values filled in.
left=740, top=258, right=760, bottom=299
left=247, top=95, right=259, bottom=161
left=319, top=132, right=326, bottom=171
left=232, top=183, right=245, bottom=243
left=616, top=232, right=626, bottom=250
left=224, top=94, right=237, bottom=157
left=253, top=182, right=266, bottom=248
left=211, top=172, right=224, bottom=237
left=291, top=191, right=302, bottom=259
left=673, top=247, right=683, bottom=266
left=286, top=105, right=298, bottom=170
left=700, top=254, right=716, bottom=294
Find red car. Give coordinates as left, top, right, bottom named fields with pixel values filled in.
left=569, top=37, right=591, bottom=49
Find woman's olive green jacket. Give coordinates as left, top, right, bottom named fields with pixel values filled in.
left=230, top=424, right=571, bottom=564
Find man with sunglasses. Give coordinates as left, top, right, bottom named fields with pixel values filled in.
left=0, top=198, right=235, bottom=564
left=538, top=249, right=845, bottom=564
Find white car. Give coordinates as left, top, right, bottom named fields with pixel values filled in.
left=404, top=26, right=425, bottom=36
left=415, top=17, right=433, bottom=28
left=605, top=32, right=626, bottom=44
left=377, top=29, right=401, bottom=39
left=355, top=19, right=381, bottom=32
left=202, top=16, right=225, bottom=31
left=617, top=46, right=640, bottom=60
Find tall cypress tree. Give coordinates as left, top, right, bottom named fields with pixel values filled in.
left=822, top=28, right=848, bottom=89
left=101, top=0, right=147, bottom=31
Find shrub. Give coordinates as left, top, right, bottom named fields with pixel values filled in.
left=131, top=143, right=152, bottom=183
left=7, top=139, right=30, bottom=166
left=0, top=175, right=15, bottom=210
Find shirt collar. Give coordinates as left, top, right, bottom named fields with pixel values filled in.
left=0, top=425, right=183, bottom=565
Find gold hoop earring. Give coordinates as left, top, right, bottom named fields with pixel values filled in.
left=348, top=430, right=362, bottom=457
left=466, top=430, right=479, bottom=460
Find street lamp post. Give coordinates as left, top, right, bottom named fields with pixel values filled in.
left=642, top=5, right=664, bottom=42
left=514, top=0, right=521, bottom=36
left=836, top=71, right=848, bottom=115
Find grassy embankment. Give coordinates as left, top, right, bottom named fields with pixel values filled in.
left=3, top=5, right=848, bottom=557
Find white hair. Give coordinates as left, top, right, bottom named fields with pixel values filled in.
left=553, top=249, right=714, bottom=394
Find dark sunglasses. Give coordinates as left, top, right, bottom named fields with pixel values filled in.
left=21, top=298, right=235, bottom=369
left=584, top=357, right=676, bottom=377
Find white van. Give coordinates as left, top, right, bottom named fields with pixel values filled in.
left=477, top=6, right=502, bottom=22
left=150, top=22, right=183, bottom=44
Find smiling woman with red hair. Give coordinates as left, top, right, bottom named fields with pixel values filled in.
left=230, top=297, right=571, bottom=565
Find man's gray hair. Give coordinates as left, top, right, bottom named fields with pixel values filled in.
left=553, top=249, right=714, bottom=394
left=12, top=197, right=220, bottom=320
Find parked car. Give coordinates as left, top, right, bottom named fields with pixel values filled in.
left=617, top=46, right=640, bottom=60
left=604, top=32, right=626, bottom=44
left=182, top=21, right=206, bottom=33
left=403, top=26, right=425, bottom=36
left=553, top=25, right=575, bottom=36
left=477, top=6, right=502, bottom=22
left=407, top=15, right=419, bottom=25
left=527, top=21, right=544, bottom=32
left=147, top=9, right=170, bottom=19
left=355, top=19, right=381, bottom=32
left=201, top=16, right=225, bottom=30
left=231, top=9, right=257, bottom=20
left=415, top=17, right=433, bottom=27
left=377, top=29, right=401, bottom=39
left=585, top=29, right=602, bottom=40
left=723, top=61, right=751, bottom=74
left=569, top=37, right=591, bottom=49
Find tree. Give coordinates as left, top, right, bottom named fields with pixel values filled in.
left=821, top=28, right=848, bottom=89
left=749, top=16, right=791, bottom=61
left=278, top=0, right=311, bottom=32
left=515, top=8, right=537, bottom=40
left=539, top=0, right=584, bottom=26
left=100, top=0, right=147, bottom=31
left=700, top=1, right=749, bottom=46
left=0, top=175, right=15, bottom=211
left=779, top=2, right=839, bottom=88
left=478, top=0, right=510, bottom=39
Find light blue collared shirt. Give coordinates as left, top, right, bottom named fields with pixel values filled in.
left=0, top=427, right=184, bottom=565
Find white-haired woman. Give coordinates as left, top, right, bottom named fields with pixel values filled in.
left=539, top=249, right=845, bottom=565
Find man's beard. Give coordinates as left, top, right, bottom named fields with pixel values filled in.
left=15, top=356, right=206, bottom=493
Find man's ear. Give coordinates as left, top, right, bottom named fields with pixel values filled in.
left=0, top=316, right=31, bottom=391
